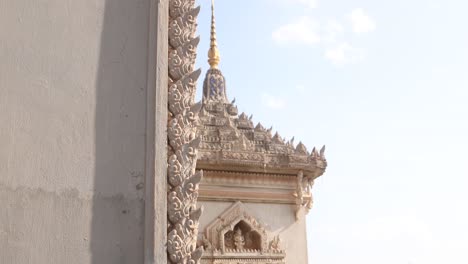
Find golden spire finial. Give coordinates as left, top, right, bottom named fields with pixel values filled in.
left=208, top=0, right=220, bottom=68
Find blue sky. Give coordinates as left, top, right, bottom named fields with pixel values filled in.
left=194, top=0, right=468, bottom=263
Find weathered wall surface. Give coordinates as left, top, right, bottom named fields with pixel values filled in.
left=199, top=201, right=309, bottom=264
left=0, top=0, right=160, bottom=263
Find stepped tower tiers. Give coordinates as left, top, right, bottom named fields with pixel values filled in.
left=196, top=1, right=327, bottom=263
left=197, top=1, right=327, bottom=211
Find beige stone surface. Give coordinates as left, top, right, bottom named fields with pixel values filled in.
left=0, top=0, right=166, bottom=263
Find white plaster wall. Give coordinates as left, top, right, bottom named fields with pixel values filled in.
left=0, top=0, right=157, bottom=263
left=199, top=201, right=309, bottom=264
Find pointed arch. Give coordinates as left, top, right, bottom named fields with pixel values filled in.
left=204, top=202, right=269, bottom=253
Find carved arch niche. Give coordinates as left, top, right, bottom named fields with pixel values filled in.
left=202, top=202, right=285, bottom=263
left=223, top=220, right=262, bottom=252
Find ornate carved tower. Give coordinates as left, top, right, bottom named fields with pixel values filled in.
left=195, top=1, right=327, bottom=263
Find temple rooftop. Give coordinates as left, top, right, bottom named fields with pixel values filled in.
left=195, top=0, right=327, bottom=180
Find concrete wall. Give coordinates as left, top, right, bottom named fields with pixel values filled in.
left=0, top=0, right=167, bottom=263
left=199, top=201, right=309, bottom=264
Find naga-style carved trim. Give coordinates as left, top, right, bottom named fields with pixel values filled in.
left=167, top=0, right=203, bottom=263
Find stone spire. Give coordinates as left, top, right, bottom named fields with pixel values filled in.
left=208, top=0, right=220, bottom=68
left=196, top=0, right=327, bottom=224
left=202, top=0, right=228, bottom=104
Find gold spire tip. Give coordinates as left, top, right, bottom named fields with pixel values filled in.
left=208, top=0, right=220, bottom=68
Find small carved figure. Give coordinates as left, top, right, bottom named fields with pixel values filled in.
left=295, top=170, right=307, bottom=220
left=269, top=235, right=281, bottom=251
left=303, top=175, right=314, bottom=194
left=233, top=228, right=245, bottom=250
left=296, top=170, right=304, bottom=201
left=202, top=235, right=212, bottom=250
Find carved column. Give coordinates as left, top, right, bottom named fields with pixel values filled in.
left=167, top=0, right=203, bottom=263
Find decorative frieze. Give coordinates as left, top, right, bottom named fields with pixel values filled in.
left=201, top=259, right=285, bottom=264
left=198, top=170, right=303, bottom=204
left=201, top=171, right=296, bottom=187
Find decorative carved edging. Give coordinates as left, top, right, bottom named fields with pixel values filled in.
left=197, top=148, right=327, bottom=177
left=167, top=0, right=203, bottom=263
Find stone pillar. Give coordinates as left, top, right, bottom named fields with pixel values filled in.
left=145, top=0, right=168, bottom=263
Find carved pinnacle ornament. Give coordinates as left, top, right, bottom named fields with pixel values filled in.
left=208, top=0, right=220, bottom=68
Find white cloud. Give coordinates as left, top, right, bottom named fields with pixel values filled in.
left=348, top=8, right=376, bottom=34
left=323, top=19, right=344, bottom=43
left=272, top=17, right=321, bottom=45
left=272, top=8, right=375, bottom=66
left=261, top=93, right=286, bottom=109
left=324, top=42, right=364, bottom=65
